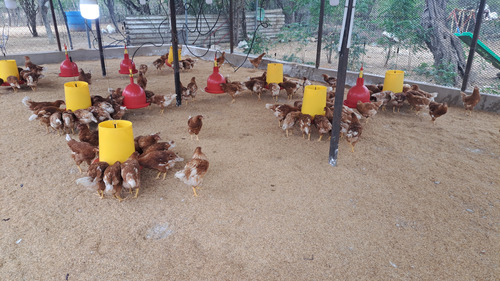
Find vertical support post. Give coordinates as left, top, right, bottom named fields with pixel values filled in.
left=85, top=19, right=91, bottom=48
left=316, top=0, right=326, bottom=69
left=255, top=0, right=258, bottom=30
left=184, top=0, right=188, bottom=44
left=229, top=0, right=234, bottom=54
left=169, top=0, right=182, bottom=106
left=95, top=18, right=106, bottom=76
left=49, top=0, right=61, bottom=51
left=460, top=0, right=487, bottom=91
left=329, top=0, right=355, bottom=167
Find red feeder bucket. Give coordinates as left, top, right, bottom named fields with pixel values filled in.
left=122, top=69, right=149, bottom=109
left=59, top=44, right=79, bottom=77
left=119, top=46, right=138, bottom=75
left=205, top=63, right=226, bottom=94
left=344, top=66, right=370, bottom=108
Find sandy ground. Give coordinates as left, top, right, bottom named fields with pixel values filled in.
left=0, top=57, right=499, bottom=280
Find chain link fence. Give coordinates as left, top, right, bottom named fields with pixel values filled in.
left=1, top=0, right=499, bottom=94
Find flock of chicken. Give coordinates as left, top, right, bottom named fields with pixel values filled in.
left=17, top=53, right=210, bottom=201
left=264, top=73, right=482, bottom=152
left=1, top=56, right=46, bottom=92
left=14, top=51, right=483, bottom=200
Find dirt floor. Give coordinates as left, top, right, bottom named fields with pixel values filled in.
left=0, top=57, right=499, bottom=280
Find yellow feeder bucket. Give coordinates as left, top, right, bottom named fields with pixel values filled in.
left=98, top=120, right=135, bottom=165
left=0, top=60, right=20, bottom=82
left=302, top=85, right=327, bottom=118
left=382, top=70, right=405, bottom=93
left=64, top=81, right=92, bottom=111
left=266, top=63, right=283, bottom=84
left=167, top=45, right=182, bottom=65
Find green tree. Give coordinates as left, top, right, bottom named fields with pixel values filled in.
left=378, top=0, right=427, bottom=66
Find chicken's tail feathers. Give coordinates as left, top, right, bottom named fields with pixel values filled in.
left=265, top=103, right=275, bottom=110
left=28, top=114, right=38, bottom=121
left=65, top=134, right=72, bottom=142
left=174, top=170, right=185, bottom=180
left=429, top=92, right=438, bottom=101
left=103, top=182, right=114, bottom=194
left=76, top=176, right=97, bottom=189
left=22, top=96, right=31, bottom=107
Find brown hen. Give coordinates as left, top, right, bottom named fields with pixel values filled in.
left=139, top=150, right=184, bottom=180
left=188, top=115, right=203, bottom=140
left=250, top=53, right=266, bottom=68
left=78, top=68, right=92, bottom=85
left=66, top=134, right=98, bottom=173
left=77, top=123, right=99, bottom=146
left=175, top=147, right=209, bottom=197
left=121, top=152, right=141, bottom=198
left=356, top=100, right=382, bottom=123
left=103, top=161, right=123, bottom=201
left=428, top=101, right=448, bottom=125
left=346, top=113, right=362, bottom=152
left=461, top=86, right=481, bottom=116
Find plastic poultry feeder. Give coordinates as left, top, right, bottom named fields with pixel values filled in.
left=266, top=63, right=283, bottom=84
left=122, top=69, right=149, bottom=109
left=302, top=85, right=327, bottom=118
left=98, top=120, right=135, bottom=165
left=64, top=81, right=91, bottom=111
left=119, top=46, right=138, bottom=75
left=382, top=70, right=405, bottom=93
left=205, top=58, right=226, bottom=94
left=344, top=66, right=370, bottom=109
left=0, top=59, right=20, bottom=86
left=59, top=45, right=79, bottom=77
left=166, top=45, right=182, bottom=68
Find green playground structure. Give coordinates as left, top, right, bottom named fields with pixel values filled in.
left=455, top=32, right=500, bottom=70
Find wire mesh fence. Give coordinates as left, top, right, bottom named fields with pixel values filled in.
left=1, top=0, right=499, bottom=94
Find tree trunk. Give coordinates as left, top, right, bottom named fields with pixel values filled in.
left=241, top=6, right=247, bottom=41
left=20, top=0, right=38, bottom=37
left=121, top=0, right=150, bottom=15
left=104, top=0, right=123, bottom=37
left=38, top=0, right=54, bottom=44
left=421, top=0, right=466, bottom=85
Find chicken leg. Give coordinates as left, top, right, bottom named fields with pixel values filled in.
left=349, top=143, right=355, bottom=153
left=114, top=194, right=123, bottom=202
left=318, top=134, right=323, bottom=142
left=134, top=188, right=140, bottom=198
left=192, top=186, right=198, bottom=197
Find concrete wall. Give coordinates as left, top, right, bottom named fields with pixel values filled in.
left=3, top=45, right=499, bottom=113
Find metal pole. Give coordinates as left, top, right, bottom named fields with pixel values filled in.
left=329, top=0, right=355, bottom=167
left=255, top=0, right=258, bottom=29
left=85, top=19, right=91, bottom=48
left=229, top=0, right=234, bottom=53
left=169, top=0, right=182, bottom=106
left=95, top=18, right=106, bottom=76
left=460, top=0, right=487, bottom=91
left=184, top=0, right=188, bottom=44
left=48, top=0, right=61, bottom=51
left=316, top=0, right=326, bottom=69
